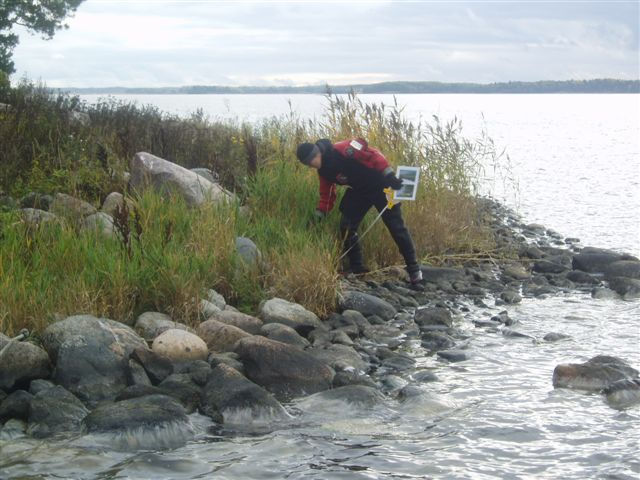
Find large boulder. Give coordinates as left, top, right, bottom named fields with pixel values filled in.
left=207, top=310, right=263, bottom=335
left=572, top=250, right=625, bottom=273
left=152, top=329, right=208, bottom=362
left=259, top=298, right=324, bottom=335
left=234, top=336, right=334, bottom=400
left=83, top=394, right=194, bottom=450
left=129, top=152, right=233, bottom=207
left=200, top=364, right=288, bottom=424
left=27, top=385, right=89, bottom=438
left=20, top=208, right=59, bottom=227
left=196, top=319, right=251, bottom=353
left=134, top=311, right=190, bottom=340
left=50, top=193, right=97, bottom=221
left=261, top=323, right=309, bottom=349
left=607, top=277, right=640, bottom=300
left=339, top=291, right=397, bottom=321
left=553, top=355, right=638, bottom=391
left=41, top=315, right=147, bottom=405
left=603, top=261, right=640, bottom=280
left=158, top=373, right=201, bottom=413
left=101, top=192, right=133, bottom=217
left=0, top=340, right=51, bottom=391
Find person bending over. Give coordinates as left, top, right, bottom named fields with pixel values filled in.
left=296, top=138, right=423, bottom=285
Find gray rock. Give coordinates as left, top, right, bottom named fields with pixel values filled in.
left=0, top=390, right=33, bottom=421
left=20, top=208, right=58, bottom=227
left=197, top=319, right=250, bottom=353
left=0, top=340, right=51, bottom=391
left=502, top=328, right=534, bottom=340
left=362, top=323, right=402, bottom=343
left=503, top=264, right=531, bottom=280
left=591, top=287, right=618, bottom=300
left=566, top=270, right=600, bottom=285
left=437, top=349, right=470, bottom=362
left=413, top=370, right=439, bottom=383
left=308, top=344, right=368, bottom=372
left=27, top=386, right=89, bottom=438
left=115, top=384, right=164, bottom=401
left=572, top=250, right=624, bottom=273
left=208, top=352, right=244, bottom=374
left=200, top=299, right=222, bottom=318
left=553, top=355, right=638, bottom=391
left=342, top=310, right=372, bottom=333
left=190, top=168, right=218, bottom=183
left=81, top=212, right=116, bottom=238
left=135, top=311, right=190, bottom=340
left=261, top=323, right=309, bottom=349
left=206, top=289, right=226, bottom=310
left=332, top=371, right=377, bottom=388
left=184, top=360, right=212, bottom=386
left=544, top=332, right=571, bottom=342
left=607, top=277, right=640, bottom=299
left=604, top=261, right=640, bottom=280
left=101, top=192, right=131, bottom=217
left=329, top=329, right=354, bottom=346
left=0, top=419, right=27, bottom=441
left=207, top=310, right=263, bottom=335
left=130, top=347, right=173, bottom=385
left=129, top=152, right=233, bottom=207
left=500, top=290, right=522, bottom=304
left=200, top=364, right=288, bottom=423
left=298, top=385, right=384, bottom=409
left=339, top=291, right=397, bottom=321
left=158, top=373, right=201, bottom=413
left=420, top=266, right=465, bottom=283
left=534, top=259, right=569, bottom=274
left=50, top=193, right=96, bottom=221
left=20, top=192, right=53, bottom=210
left=29, top=379, right=55, bottom=395
left=259, top=297, right=324, bottom=335
left=421, top=331, right=456, bottom=351
left=234, top=336, right=334, bottom=400
left=82, top=394, right=194, bottom=450
left=414, top=307, right=452, bottom=328
left=235, top=236, right=262, bottom=267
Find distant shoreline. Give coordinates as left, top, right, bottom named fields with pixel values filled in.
left=61, top=79, right=640, bottom=95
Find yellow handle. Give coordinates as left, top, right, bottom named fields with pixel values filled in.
left=383, top=187, right=397, bottom=209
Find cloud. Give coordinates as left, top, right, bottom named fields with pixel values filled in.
left=9, top=0, right=639, bottom=87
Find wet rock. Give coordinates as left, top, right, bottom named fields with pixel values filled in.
left=158, top=373, right=201, bottom=413
left=130, top=347, right=173, bottom=385
left=379, top=374, right=408, bottom=393
left=29, top=379, right=55, bottom=395
left=83, top=394, right=194, bottom=450
left=544, top=332, right=571, bottom=342
left=332, top=371, right=377, bottom=388
left=591, top=287, right=617, bottom=300
left=362, top=324, right=402, bottom=343
left=50, top=193, right=97, bottom=221
left=152, top=329, right=208, bottom=363
left=380, top=352, right=416, bottom=372
left=414, top=307, right=453, bottom=328
left=413, top=370, right=439, bottom=383
left=261, top=323, right=309, bottom=349
left=503, top=264, right=531, bottom=280
left=0, top=390, right=33, bottom=422
left=115, top=384, right=164, bottom=401
left=259, top=297, right=324, bottom=335
left=0, top=340, right=51, bottom=391
left=607, top=277, right=640, bottom=299
left=604, top=378, right=640, bottom=410
left=20, top=208, right=59, bottom=227
left=342, top=310, right=371, bottom=333
left=197, top=319, right=250, bottom=353
left=27, top=386, right=89, bottom=438
left=208, top=352, right=244, bottom=374
left=437, top=349, right=470, bottom=362
left=308, top=344, right=368, bottom=372
left=491, top=310, right=516, bottom=326
left=200, top=364, right=288, bottom=423
left=566, top=270, right=600, bottom=285
left=603, top=261, right=640, bottom=280
left=235, top=336, right=334, bottom=400
left=572, top=250, right=624, bottom=273
left=500, top=290, right=522, bottom=304
left=135, top=311, right=190, bottom=340
left=235, top=236, right=262, bottom=267
left=534, top=259, right=569, bottom=274
left=81, top=212, right=116, bottom=238
left=552, top=355, right=638, bottom=391
left=339, top=291, right=396, bottom=321
left=129, top=152, right=233, bottom=207
left=421, top=331, right=456, bottom=351
left=298, top=385, right=384, bottom=410
left=127, top=359, right=152, bottom=387
left=502, top=328, right=534, bottom=340
left=20, top=192, right=53, bottom=210
left=207, top=310, right=263, bottom=335
left=0, top=419, right=27, bottom=441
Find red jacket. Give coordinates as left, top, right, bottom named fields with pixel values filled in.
left=316, top=138, right=393, bottom=213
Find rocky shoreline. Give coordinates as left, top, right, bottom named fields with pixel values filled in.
left=1, top=156, right=639, bottom=449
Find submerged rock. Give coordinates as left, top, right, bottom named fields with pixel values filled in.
left=235, top=336, right=334, bottom=400
left=607, top=276, right=640, bottom=299
left=604, top=378, right=640, bottom=410
left=83, top=394, right=194, bottom=450
left=543, top=332, right=571, bottom=342
left=200, top=364, right=288, bottom=424
left=552, top=355, right=638, bottom=391
left=437, top=349, right=470, bottom=362
left=27, top=385, right=89, bottom=438
left=297, top=385, right=384, bottom=411
left=129, top=152, right=233, bottom=207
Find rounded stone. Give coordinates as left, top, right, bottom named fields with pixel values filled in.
left=152, top=329, right=208, bottom=362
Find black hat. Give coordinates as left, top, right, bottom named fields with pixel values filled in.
left=296, top=142, right=320, bottom=165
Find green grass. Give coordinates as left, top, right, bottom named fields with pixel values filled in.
left=0, top=80, right=509, bottom=335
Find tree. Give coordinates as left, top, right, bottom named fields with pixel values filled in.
left=0, top=0, right=84, bottom=74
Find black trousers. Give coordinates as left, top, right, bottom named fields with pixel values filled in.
left=339, top=188, right=419, bottom=273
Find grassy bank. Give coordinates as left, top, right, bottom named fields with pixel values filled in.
left=0, top=80, right=503, bottom=335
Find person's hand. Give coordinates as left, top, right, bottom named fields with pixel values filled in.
left=386, top=174, right=403, bottom=190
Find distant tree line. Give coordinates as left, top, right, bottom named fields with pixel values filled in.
left=63, top=79, right=640, bottom=95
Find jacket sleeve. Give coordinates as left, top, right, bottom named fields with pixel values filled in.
left=367, top=146, right=394, bottom=177
left=316, top=174, right=337, bottom=213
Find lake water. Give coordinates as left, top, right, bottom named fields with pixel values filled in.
left=1, top=94, right=638, bottom=479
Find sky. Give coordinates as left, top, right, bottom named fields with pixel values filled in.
left=10, top=0, right=640, bottom=87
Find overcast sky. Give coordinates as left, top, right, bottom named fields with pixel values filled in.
left=10, top=0, right=640, bottom=87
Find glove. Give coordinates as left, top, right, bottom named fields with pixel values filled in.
left=386, top=173, right=403, bottom=190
